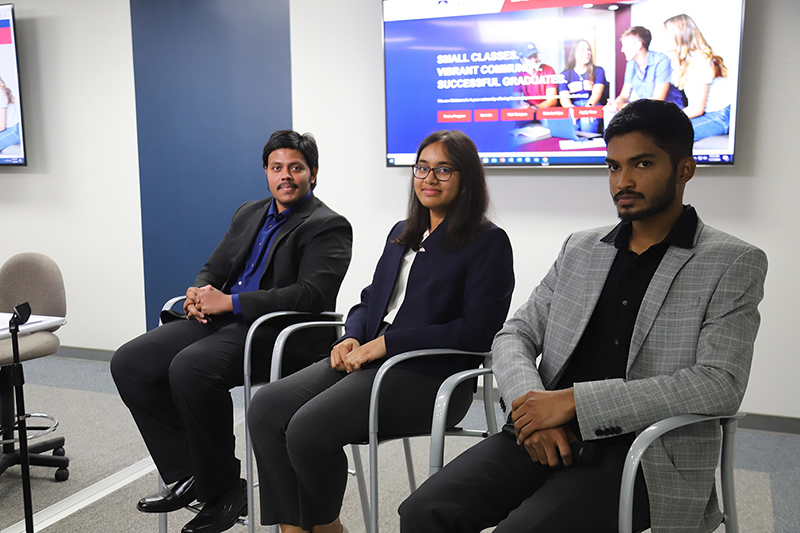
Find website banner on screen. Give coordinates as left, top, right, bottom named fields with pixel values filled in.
left=383, top=0, right=743, bottom=168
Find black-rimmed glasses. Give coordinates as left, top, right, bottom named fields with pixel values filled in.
left=412, top=164, right=457, bottom=181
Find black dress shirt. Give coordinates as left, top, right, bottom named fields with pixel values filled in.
left=557, top=205, right=698, bottom=442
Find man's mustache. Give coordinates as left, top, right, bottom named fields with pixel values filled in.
left=614, top=189, right=644, bottom=201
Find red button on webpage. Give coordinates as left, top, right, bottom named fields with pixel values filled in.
left=438, top=110, right=472, bottom=123
left=573, top=106, right=603, bottom=118
left=538, top=108, right=568, bottom=120
left=474, top=109, right=499, bottom=122
left=501, top=108, right=534, bottom=121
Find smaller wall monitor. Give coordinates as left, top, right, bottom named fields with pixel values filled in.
left=0, top=3, right=24, bottom=166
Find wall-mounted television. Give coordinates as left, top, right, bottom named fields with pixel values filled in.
left=383, top=0, right=744, bottom=168
left=0, top=3, right=24, bottom=166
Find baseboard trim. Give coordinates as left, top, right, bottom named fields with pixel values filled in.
left=57, top=346, right=114, bottom=363
left=737, top=413, right=800, bottom=435
left=55, top=352, right=800, bottom=436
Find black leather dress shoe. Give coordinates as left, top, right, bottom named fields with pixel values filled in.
left=181, top=479, right=247, bottom=533
left=137, top=475, right=196, bottom=513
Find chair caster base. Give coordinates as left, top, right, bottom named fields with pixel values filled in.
left=55, top=467, right=69, bottom=481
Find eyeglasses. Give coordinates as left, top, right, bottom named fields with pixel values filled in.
left=412, top=164, right=457, bottom=182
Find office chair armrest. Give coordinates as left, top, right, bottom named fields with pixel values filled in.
left=268, top=318, right=346, bottom=382
left=429, top=366, right=495, bottom=476
left=159, top=296, right=188, bottom=325
left=368, top=349, right=490, bottom=449
left=242, top=312, right=343, bottom=382
left=618, top=412, right=745, bottom=533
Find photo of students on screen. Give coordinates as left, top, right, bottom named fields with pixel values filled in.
left=608, top=26, right=684, bottom=112
left=512, top=43, right=560, bottom=122
left=0, top=74, right=20, bottom=153
left=663, top=13, right=731, bottom=142
left=558, top=39, right=606, bottom=134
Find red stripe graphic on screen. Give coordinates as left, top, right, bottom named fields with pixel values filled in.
left=0, top=19, right=11, bottom=45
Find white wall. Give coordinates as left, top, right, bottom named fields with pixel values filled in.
left=1, top=0, right=795, bottom=419
left=0, top=0, right=145, bottom=350
left=290, top=0, right=800, bottom=418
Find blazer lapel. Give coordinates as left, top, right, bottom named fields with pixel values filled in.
left=229, top=199, right=271, bottom=280
left=263, top=196, right=315, bottom=268
left=572, top=239, right=617, bottom=349
left=627, top=245, right=695, bottom=372
left=544, top=237, right=616, bottom=388
left=368, top=238, right=407, bottom=336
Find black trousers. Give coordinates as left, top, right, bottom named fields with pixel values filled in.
left=110, top=316, right=328, bottom=502
left=399, top=430, right=650, bottom=533
left=247, top=358, right=474, bottom=530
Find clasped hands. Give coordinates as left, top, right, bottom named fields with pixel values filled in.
left=510, top=388, right=578, bottom=468
left=329, top=337, right=387, bottom=373
left=184, top=285, right=233, bottom=323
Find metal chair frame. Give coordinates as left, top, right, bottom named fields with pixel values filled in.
left=425, top=367, right=744, bottom=533
left=269, top=319, right=496, bottom=533
left=155, top=296, right=342, bottom=533
left=618, top=412, right=745, bottom=533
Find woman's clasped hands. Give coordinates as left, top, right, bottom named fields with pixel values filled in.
left=330, top=336, right=387, bottom=373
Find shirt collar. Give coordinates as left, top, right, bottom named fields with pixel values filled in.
left=268, top=191, right=313, bottom=221
left=602, top=205, right=698, bottom=251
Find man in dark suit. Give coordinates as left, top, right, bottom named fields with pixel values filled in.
left=111, top=130, right=352, bottom=533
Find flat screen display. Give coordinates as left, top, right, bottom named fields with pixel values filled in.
left=0, top=3, right=24, bottom=166
left=383, top=0, right=744, bottom=167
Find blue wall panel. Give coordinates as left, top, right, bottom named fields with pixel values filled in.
left=130, top=0, right=292, bottom=329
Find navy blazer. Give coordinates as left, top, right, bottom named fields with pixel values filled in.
left=339, top=219, right=514, bottom=375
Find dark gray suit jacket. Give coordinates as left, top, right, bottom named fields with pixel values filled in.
left=194, top=194, right=352, bottom=323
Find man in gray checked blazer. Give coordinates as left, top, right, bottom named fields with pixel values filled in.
left=400, top=100, right=767, bottom=533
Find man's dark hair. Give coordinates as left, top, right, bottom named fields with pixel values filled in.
left=621, top=26, right=652, bottom=50
left=604, top=99, right=694, bottom=168
left=262, top=130, right=319, bottom=190
left=395, top=130, right=491, bottom=251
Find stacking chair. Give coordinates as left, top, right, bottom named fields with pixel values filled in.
left=155, top=296, right=342, bottom=533
left=362, top=349, right=496, bottom=533
left=428, top=362, right=498, bottom=476
left=0, top=253, right=69, bottom=482
left=269, top=320, right=497, bottom=533
left=618, top=412, right=745, bottom=533
left=426, top=367, right=745, bottom=533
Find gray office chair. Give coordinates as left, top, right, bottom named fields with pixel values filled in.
left=155, top=296, right=342, bottom=533
left=0, top=252, right=69, bottom=482
left=618, top=412, right=745, bottom=533
left=269, top=320, right=495, bottom=533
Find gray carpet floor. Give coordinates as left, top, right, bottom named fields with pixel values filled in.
left=0, top=355, right=797, bottom=532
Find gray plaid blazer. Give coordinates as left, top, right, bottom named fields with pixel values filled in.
left=493, top=218, right=767, bottom=533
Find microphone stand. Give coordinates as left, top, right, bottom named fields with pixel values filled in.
left=9, top=302, right=35, bottom=533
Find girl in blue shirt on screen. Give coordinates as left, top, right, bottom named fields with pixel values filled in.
left=558, top=39, right=606, bottom=134
left=0, top=76, right=20, bottom=153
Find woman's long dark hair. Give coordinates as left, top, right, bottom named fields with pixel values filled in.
left=394, top=130, right=491, bottom=251
left=565, top=39, right=596, bottom=82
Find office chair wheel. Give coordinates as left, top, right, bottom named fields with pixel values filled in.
left=53, top=447, right=65, bottom=456
left=55, top=467, right=69, bottom=481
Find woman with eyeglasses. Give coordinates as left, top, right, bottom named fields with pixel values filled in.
left=247, top=130, right=514, bottom=533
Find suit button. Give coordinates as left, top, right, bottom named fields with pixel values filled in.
left=595, top=429, right=604, bottom=437
left=614, top=427, right=622, bottom=434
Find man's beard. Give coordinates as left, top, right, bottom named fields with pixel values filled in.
left=616, top=171, right=678, bottom=222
